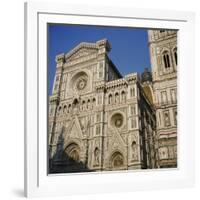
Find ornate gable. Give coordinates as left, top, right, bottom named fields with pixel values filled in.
left=109, top=127, right=126, bottom=151
left=64, top=116, right=83, bottom=142
left=65, top=42, right=98, bottom=62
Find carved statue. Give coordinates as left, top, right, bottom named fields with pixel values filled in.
left=131, top=141, right=138, bottom=160
left=94, top=148, right=100, bottom=165
left=164, top=112, right=170, bottom=126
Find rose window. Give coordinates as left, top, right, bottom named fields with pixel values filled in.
left=70, top=71, right=89, bottom=93
left=111, top=113, right=124, bottom=128
left=74, top=74, right=88, bottom=91
left=76, top=78, right=87, bottom=90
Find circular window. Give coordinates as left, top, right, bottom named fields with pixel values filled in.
left=70, top=71, right=89, bottom=92
left=111, top=113, right=123, bottom=128
left=76, top=77, right=87, bottom=90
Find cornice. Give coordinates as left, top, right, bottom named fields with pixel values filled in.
left=105, top=78, right=128, bottom=90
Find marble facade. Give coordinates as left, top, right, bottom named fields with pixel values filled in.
left=49, top=31, right=177, bottom=173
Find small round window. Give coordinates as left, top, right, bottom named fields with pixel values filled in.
left=111, top=113, right=123, bottom=128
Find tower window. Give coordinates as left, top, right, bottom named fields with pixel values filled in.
left=163, top=51, right=171, bottom=68
left=108, top=94, right=112, bottom=104
left=122, top=91, right=126, bottom=101
left=173, top=47, right=177, bottom=66
left=115, top=93, right=119, bottom=103
left=130, top=87, right=135, bottom=97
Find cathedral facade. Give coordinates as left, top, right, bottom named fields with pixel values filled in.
left=48, top=30, right=177, bottom=173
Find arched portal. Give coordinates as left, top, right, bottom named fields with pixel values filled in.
left=111, top=151, right=124, bottom=169
left=64, top=143, right=80, bottom=162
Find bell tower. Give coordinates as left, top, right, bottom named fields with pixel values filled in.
left=148, top=30, right=177, bottom=168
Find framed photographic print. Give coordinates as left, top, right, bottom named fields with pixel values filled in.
left=24, top=2, right=195, bottom=197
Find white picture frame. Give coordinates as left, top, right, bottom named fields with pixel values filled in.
left=24, top=2, right=195, bottom=197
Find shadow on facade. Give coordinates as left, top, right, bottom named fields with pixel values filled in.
left=49, top=131, right=93, bottom=174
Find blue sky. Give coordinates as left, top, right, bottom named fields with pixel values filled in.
left=48, top=24, right=151, bottom=95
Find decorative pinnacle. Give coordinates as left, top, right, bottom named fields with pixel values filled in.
left=55, top=53, right=65, bottom=63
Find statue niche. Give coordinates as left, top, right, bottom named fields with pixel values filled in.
left=94, top=147, right=100, bottom=166
left=131, top=141, right=138, bottom=160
